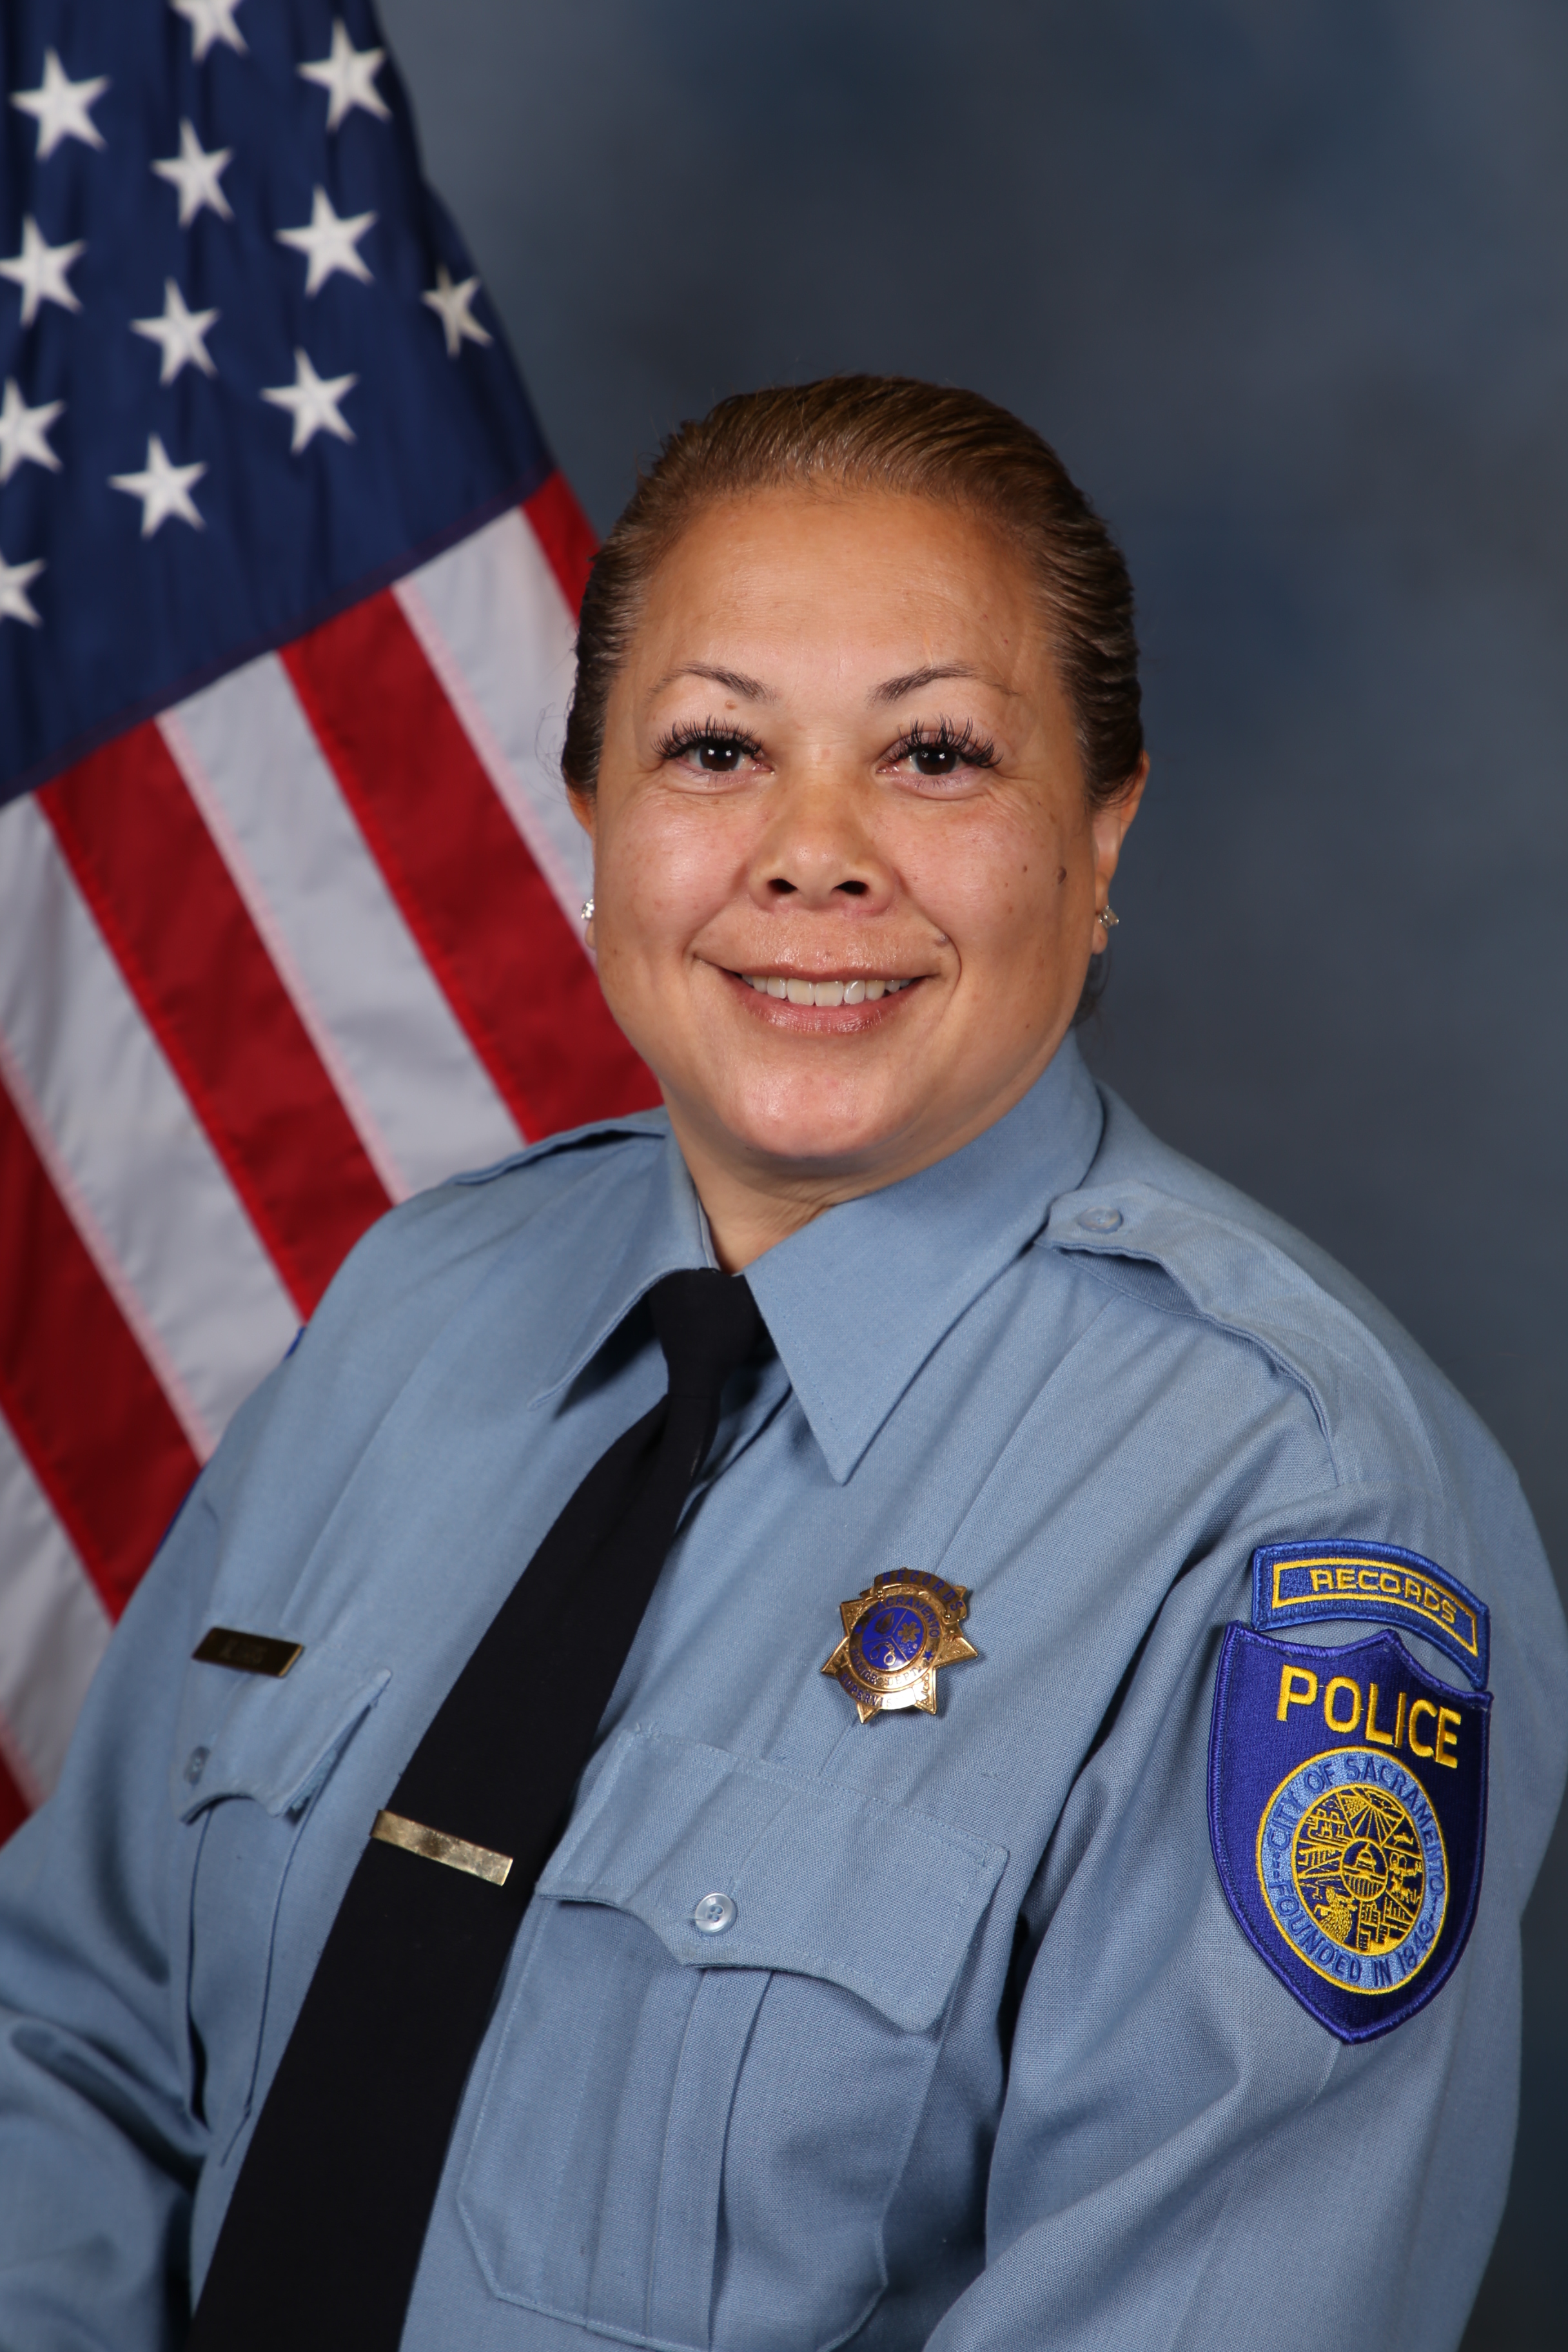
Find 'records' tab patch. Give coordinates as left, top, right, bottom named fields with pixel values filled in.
left=1252, top=1540, right=1489, bottom=1690
left=1209, top=1625, right=1489, bottom=2042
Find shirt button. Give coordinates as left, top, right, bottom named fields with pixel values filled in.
left=1076, top=1206, right=1124, bottom=1233
left=182, top=1745, right=210, bottom=1785
left=692, top=1891, right=737, bottom=1935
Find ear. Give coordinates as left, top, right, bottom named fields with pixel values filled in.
left=567, top=781, right=598, bottom=844
left=1090, top=752, right=1148, bottom=893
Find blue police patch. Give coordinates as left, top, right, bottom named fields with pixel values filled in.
left=1251, top=1540, right=1488, bottom=1690
left=1209, top=1625, right=1489, bottom=2040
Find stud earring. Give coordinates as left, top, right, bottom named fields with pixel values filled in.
left=580, top=896, right=595, bottom=925
left=1097, top=903, right=1119, bottom=930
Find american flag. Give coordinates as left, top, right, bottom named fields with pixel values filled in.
left=0, top=0, right=655, bottom=1838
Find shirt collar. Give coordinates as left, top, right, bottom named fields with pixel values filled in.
left=527, top=1036, right=1103, bottom=1479
left=747, top=1035, right=1103, bottom=1482
left=527, top=1121, right=716, bottom=1407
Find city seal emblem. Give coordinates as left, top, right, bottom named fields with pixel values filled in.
left=1260, top=1753, right=1445, bottom=1992
left=822, top=1569, right=977, bottom=1722
left=1209, top=1623, right=1489, bottom=2040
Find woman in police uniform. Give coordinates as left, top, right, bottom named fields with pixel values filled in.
left=1, top=377, right=1564, bottom=2351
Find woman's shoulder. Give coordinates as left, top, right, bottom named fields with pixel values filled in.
left=195, top=1112, right=680, bottom=1531
left=1046, top=1085, right=1482, bottom=1487
left=1048, top=1086, right=1568, bottom=1906
left=323, top=1108, right=674, bottom=1318
left=224, top=1114, right=673, bottom=1446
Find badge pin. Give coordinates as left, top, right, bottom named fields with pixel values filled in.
left=821, top=1569, right=977, bottom=1722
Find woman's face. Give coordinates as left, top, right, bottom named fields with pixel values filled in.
left=574, top=487, right=1143, bottom=1257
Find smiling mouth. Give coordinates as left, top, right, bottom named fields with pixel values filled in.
left=738, top=972, right=918, bottom=1006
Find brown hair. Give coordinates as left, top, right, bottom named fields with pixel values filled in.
left=561, top=374, right=1143, bottom=805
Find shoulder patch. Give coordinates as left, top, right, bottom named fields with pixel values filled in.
left=1209, top=1625, right=1489, bottom=2041
left=1252, top=1539, right=1489, bottom=1690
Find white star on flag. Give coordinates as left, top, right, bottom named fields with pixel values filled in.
left=151, top=119, right=234, bottom=227
left=422, top=264, right=493, bottom=357
left=169, top=0, right=247, bottom=64
left=132, top=281, right=219, bottom=383
left=9, top=47, right=110, bottom=160
left=0, top=216, right=86, bottom=328
left=298, top=19, right=391, bottom=132
left=0, top=378, right=64, bottom=483
left=0, top=547, right=44, bottom=628
left=261, top=348, right=357, bottom=451
left=109, top=434, right=207, bottom=535
left=275, top=186, right=376, bottom=297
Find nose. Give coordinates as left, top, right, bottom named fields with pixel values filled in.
left=745, top=767, right=894, bottom=914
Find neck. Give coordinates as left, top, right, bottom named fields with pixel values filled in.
left=667, top=1130, right=872, bottom=1272
left=663, top=1062, right=1063, bottom=1272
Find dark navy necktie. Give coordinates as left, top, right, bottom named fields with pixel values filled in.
left=188, top=1268, right=763, bottom=2351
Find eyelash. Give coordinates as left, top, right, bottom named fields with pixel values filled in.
left=888, top=718, right=1000, bottom=772
left=653, top=715, right=1000, bottom=772
left=656, top=718, right=764, bottom=765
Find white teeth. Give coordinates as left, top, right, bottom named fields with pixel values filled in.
left=741, top=973, right=912, bottom=1003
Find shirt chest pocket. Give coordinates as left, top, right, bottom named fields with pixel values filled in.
left=172, top=1655, right=390, bottom=2157
left=455, top=1728, right=1007, bottom=2352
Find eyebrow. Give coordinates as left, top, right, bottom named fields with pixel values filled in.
left=652, top=663, right=778, bottom=701
left=872, top=663, right=1010, bottom=704
left=652, top=659, right=1011, bottom=707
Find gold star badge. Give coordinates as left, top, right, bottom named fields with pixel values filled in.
left=821, top=1569, right=977, bottom=1722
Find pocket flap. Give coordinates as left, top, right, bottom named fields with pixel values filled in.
left=172, top=1645, right=391, bottom=1821
left=538, top=1729, right=1007, bottom=2032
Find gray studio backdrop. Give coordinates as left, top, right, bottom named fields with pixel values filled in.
left=379, top=4, right=1567, bottom=2340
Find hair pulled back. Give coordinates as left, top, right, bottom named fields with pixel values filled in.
left=562, top=374, right=1142, bottom=807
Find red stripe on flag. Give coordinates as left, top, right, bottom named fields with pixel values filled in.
left=0, top=1075, right=199, bottom=1619
left=281, top=596, right=660, bottom=1141
left=524, top=470, right=597, bottom=616
left=0, top=1748, right=30, bottom=1845
left=41, top=727, right=393, bottom=1315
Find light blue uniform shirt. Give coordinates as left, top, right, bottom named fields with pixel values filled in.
left=1, top=1037, right=1563, bottom=2351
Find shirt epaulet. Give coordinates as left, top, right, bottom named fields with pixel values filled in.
left=1044, top=1092, right=1448, bottom=1501
left=446, top=1111, right=670, bottom=1188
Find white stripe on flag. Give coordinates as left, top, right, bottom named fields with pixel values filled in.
left=0, top=794, right=297, bottom=1449
left=0, top=1402, right=112, bottom=1802
left=395, top=507, right=593, bottom=925
left=163, top=656, right=527, bottom=1199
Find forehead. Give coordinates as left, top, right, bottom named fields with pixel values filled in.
left=628, top=487, right=1051, bottom=694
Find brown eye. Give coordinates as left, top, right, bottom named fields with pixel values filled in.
left=694, top=740, right=745, bottom=772
left=908, top=743, right=961, bottom=777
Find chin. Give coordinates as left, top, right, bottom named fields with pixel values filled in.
left=720, top=1083, right=920, bottom=1175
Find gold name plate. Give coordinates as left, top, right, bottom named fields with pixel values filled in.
left=370, top=1808, right=513, bottom=1886
left=191, top=1626, right=304, bottom=1678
